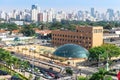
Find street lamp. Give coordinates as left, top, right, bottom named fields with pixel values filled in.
left=106, top=53, right=109, bottom=71
left=30, top=47, right=36, bottom=74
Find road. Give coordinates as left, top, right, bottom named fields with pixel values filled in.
left=12, top=52, right=65, bottom=73
left=11, top=48, right=119, bottom=80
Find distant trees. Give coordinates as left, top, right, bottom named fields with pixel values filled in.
left=0, top=20, right=120, bottom=31
left=43, top=20, right=120, bottom=30
left=0, top=23, right=18, bottom=30
left=20, top=25, right=35, bottom=36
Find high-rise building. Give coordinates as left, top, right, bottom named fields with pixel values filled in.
left=31, top=4, right=39, bottom=22
left=38, top=13, right=43, bottom=22
left=0, top=11, right=6, bottom=20
left=47, top=8, right=54, bottom=22
left=32, top=4, right=38, bottom=10
left=42, top=10, right=48, bottom=22
left=91, top=8, right=95, bottom=17
left=107, top=9, right=114, bottom=21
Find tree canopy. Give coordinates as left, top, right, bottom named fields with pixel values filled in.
left=41, top=20, right=120, bottom=30
left=89, top=44, right=120, bottom=61
left=20, top=25, right=35, bottom=37
left=0, top=23, right=18, bottom=30
left=89, top=68, right=112, bottom=80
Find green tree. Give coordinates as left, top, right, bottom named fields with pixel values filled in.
left=89, top=68, right=108, bottom=80
left=77, top=76, right=88, bottom=80
left=66, top=68, right=73, bottom=75
left=89, top=44, right=120, bottom=61
left=28, top=73, right=33, bottom=80
left=7, top=23, right=18, bottom=31
left=21, top=25, right=35, bottom=36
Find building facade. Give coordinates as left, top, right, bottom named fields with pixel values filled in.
left=52, top=26, right=103, bottom=49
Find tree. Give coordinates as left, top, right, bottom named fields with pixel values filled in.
left=104, top=23, right=113, bottom=29
left=20, top=25, right=35, bottom=36
left=102, top=44, right=120, bottom=60
left=89, top=68, right=108, bottom=80
left=28, top=73, right=33, bottom=80
left=89, top=46, right=106, bottom=61
left=7, top=23, right=18, bottom=31
left=89, top=44, right=120, bottom=61
left=77, top=76, right=88, bottom=80
left=66, top=68, right=73, bottom=75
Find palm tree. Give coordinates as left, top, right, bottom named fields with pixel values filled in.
left=28, top=73, right=33, bottom=80
left=89, top=68, right=108, bottom=80
left=12, top=56, right=19, bottom=69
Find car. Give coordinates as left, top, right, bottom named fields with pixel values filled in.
left=34, top=76, right=41, bottom=80
left=49, top=67, right=53, bottom=71
left=54, top=74, right=61, bottom=79
left=11, top=51, right=15, bottom=54
left=49, top=60, right=54, bottom=64
left=37, top=73, right=44, bottom=76
left=26, top=68, right=32, bottom=72
left=0, top=70, right=8, bottom=75
left=47, top=72, right=55, bottom=78
left=11, top=76, right=21, bottom=80
left=40, top=70, right=47, bottom=75
left=44, top=73, right=53, bottom=79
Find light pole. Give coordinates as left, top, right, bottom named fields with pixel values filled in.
left=98, top=54, right=100, bottom=67
left=106, top=53, right=109, bottom=71
left=30, top=47, right=36, bottom=74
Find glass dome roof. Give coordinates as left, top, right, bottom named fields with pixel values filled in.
left=54, top=44, right=89, bottom=58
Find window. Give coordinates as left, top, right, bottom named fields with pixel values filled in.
left=80, top=36, right=81, bottom=39
left=94, top=29, right=97, bottom=33
left=94, top=29, right=102, bottom=33
left=83, top=37, right=84, bottom=39
left=89, top=37, right=91, bottom=39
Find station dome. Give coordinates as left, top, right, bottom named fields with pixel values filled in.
left=53, top=44, right=89, bottom=58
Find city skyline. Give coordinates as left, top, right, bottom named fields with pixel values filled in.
left=0, top=0, right=120, bottom=12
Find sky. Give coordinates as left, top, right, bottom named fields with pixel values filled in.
left=0, top=0, right=120, bottom=12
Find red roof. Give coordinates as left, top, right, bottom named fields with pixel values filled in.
left=36, top=30, right=51, bottom=35
left=12, top=30, right=19, bottom=33
left=0, top=30, right=6, bottom=33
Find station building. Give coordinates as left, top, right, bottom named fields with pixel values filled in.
left=52, top=26, right=103, bottom=49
